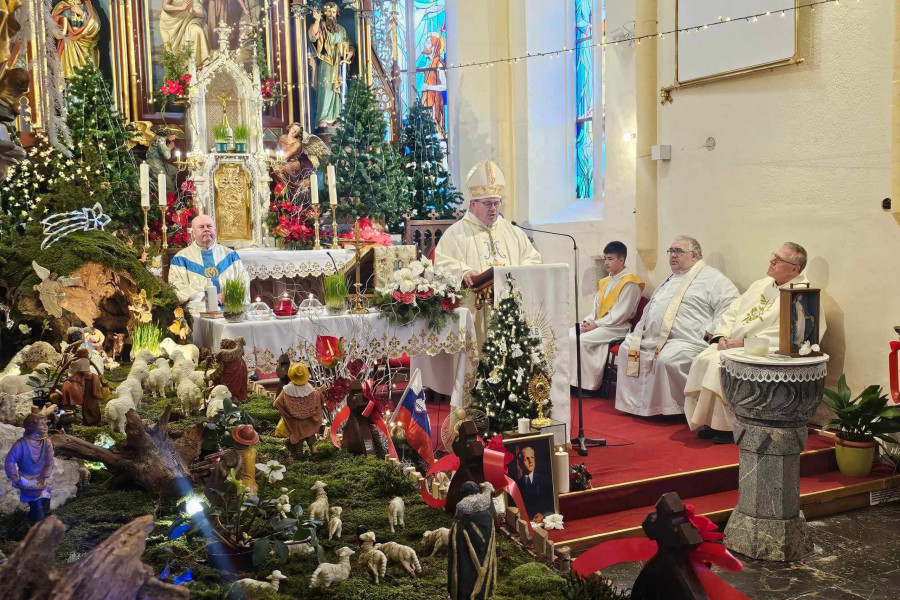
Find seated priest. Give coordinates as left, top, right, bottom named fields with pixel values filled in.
left=434, top=159, right=541, bottom=344
left=569, top=241, right=644, bottom=395
left=683, top=243, right=825, bottom=444
left=169, top=214, right=251, bottom=320
left=615, top=236, right=738, bottom=419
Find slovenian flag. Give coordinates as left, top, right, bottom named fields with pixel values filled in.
left=390, top=369, right=434, bottom=464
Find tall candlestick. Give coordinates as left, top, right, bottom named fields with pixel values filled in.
left=141, top=206, right=149, bottom=251
left=327, top=164, right=337, bottom=206
left=312, top=205, right=322, bottom=250
left=349, top=218, right=366, bottom=314
left=140, top=162, right=150, bottom=208
left=157, top=173, right=167, bottom=206
left=310, top=173, right=319, bottom=205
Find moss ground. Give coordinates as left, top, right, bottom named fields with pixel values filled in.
left=0, top=363, right=592, bottom=600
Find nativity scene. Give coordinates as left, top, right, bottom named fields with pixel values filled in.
left=1, top=0, right=900, bottom=599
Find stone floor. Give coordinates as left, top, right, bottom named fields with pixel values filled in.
left=600, top=503, right=900, bottom=599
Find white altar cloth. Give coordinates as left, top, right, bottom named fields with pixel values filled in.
left=238, top=248, right=355, bottom=280
left=194, top=308, right=478, bottom=406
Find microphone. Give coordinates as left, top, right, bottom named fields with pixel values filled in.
left=511, top=221, right=578, bottom=250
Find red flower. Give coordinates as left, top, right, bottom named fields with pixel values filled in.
left=180, top=179, right=195, bottom=194
left=274, top=181, right=287, bottom=197
left=326, top=377, right=350, bottom=410
left=415, top=289, right=434, bottom=300
left=441, top=297, right=460, bottom=313
left=347, top=358, right=366, bottom=379
left=316, top=335, right=344, bottom=368
left=160, top=80, right=185, bottom=96
left=393, top=291, right=415, bottom=305
left=179, top=74, right=192, bottom=84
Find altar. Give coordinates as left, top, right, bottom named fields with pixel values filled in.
left=194, top=308, right=478, bottom=407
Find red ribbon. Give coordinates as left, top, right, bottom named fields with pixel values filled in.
left=330, top=401, right=398, bottom=459
left=890, top=341, right=900, bottom=404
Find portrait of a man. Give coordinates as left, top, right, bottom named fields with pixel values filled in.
left=509, top=438, right=556, bottom=522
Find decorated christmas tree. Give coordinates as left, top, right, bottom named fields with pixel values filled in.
left=328, top=78, right=410, bottom=232
left=400, top=99, right=462, bottom=218
left=471, top=275, right=553, bottom=435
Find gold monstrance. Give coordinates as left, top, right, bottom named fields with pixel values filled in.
left=529, top=372, right=552, bottom=428
left=348, top=218, right=367, bottom=314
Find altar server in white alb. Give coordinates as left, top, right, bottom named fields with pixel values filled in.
left=434, top=160, right=541, bottom=342
left=615, top=236, right=738, bottom=419
left=569, top=241, right=644, bottom=394
left=169, top=214, right=251, bottom=318
left=683, top=243, right=825, bottom=443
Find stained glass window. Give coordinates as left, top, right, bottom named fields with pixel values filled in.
left=575, top=0, right=594, bottom=199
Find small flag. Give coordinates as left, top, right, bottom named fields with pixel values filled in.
left=390, top=369, right=434, bottom=464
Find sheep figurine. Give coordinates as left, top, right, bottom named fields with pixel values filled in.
left=128, top=363, right=150, bottom=385
left=169, top=351, right=195, bottom=387
left=388, top=496, right=405, bottom=533
left=328, top=506, right=343, bottom=539
left=206, top=385, right=232, bottom=420
left=131, top=350, right=156, bottom=370
left=115, top=378, right=144, bottom=409
left=145, top=359, right=171, bottom=397
left=287, top=541, right=315, bottom=557
left=308, top=480, right=329, bottom=521
left=188, top=370, right=207, bottom=389
left=358, top=531, right=387, bottom=584
left=105, top=390, right=136, bottom=434
left=422, top=527, right=451, bottom=557
left=309, top=547, right=354, bottom=589
left=177, top=378, right=202, bottom=415
left=235, top=570, right=287, bottom=593
left=374, top=541, right=421, bottom=577
left=159, top=338, right=200, bottom=365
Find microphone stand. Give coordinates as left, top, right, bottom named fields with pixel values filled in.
left=512, top=222, right=605, bottom=455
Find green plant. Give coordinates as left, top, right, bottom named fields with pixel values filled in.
left=823, top=375, right=900, bottom=443
left=233, top=124, right=249, bottom=143
left=368, top=458, right=417, bottom=499
left=213, top=124, right=231, bottom=143
left=131, top=324, right=163, bottom=358
left=222, top=280, right=247, bottom=313
left=323, top=273, right=349, bottom=309
left=203, top=397, right=256, bottom=451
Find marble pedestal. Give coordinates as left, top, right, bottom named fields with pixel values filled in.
left=720, top=350, right=828, bottom=562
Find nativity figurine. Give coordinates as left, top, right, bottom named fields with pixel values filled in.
left=273, top=363, right=323, bottom=456
left=4, top=413, right=54, bottom=522
left=340, top=379, right=376, bottom=457
left=216, top=337, right=248, bottom=403
left=59, top=348, right=104, bottom=426
left=448, top=481, right=497, bottom=600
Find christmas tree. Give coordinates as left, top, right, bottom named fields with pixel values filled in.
left=400, top=99, right=462, bottom=218
left=471, top=275, right=553, bottom=435
left=329, top=78, right=410, bottom=232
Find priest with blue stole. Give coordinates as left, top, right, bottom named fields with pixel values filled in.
left=169, top=214, right=251, bottom=318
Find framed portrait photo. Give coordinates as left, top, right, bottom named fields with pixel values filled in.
left=503, top=432, right=558, bottom=523
left=779, top=285, right=822, bottom=357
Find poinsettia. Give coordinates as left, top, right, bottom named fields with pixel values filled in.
left=274, top=181, right=287, bottom=197
left=181, top=179, right=195, bottom=194
left=441, top=296, right=460, bottom=313
left=160, top=79, right=185, bottom=97
left=392, top=291, right=415, bottom=305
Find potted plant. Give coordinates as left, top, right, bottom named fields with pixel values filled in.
left=323, top=273, right=349, bottom=316
left=213, top=124, right=230, bottom=153
left=823, top=374, right=900, bottom=477
left=222, top=279, right=247, bottom=323
left=233, top=124, right=249, bottom=153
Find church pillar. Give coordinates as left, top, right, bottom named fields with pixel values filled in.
left=634, top=0, right=658, bottom=268
left=892, top=2, right=900, bottom=225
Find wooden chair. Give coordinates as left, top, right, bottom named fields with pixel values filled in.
left=403, top=209, right=462, bottom=258
left=599, top=296, right=650, bottom=400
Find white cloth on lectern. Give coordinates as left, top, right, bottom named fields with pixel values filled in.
left=615, top=265, right=738, bottom=417
left=568, top=269, right=642, bottom=390
left=683, top=273, right=825, bottom=432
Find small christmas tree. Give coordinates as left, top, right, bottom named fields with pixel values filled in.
left=400, top=99, right=462, bottom=218
left=471, top=275, right=553, bottom=435
left=328, top=78, right=410, bottom=232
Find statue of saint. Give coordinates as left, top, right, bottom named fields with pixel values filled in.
left=147, top=125, right=179, bottom=194
left=308, top=1, right=354, bottom=130
left=160, top=0, right=210, bottom=67
left=275, top=122, right=330, bottom=185
left=51, top=0, right=101, bottom=79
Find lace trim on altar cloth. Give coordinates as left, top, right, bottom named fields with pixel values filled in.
left=722, top=359, right=827, bottom=383
left=244, top=257, right=353, bottom=280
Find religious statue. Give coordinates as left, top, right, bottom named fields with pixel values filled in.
left=308, top=1, right=354, bottom=130
left=169, top=306, right=191, bottom=341
left=148, top=125, right=179, bottom=194
left=206, top=0, right=250, bottom=50
left=231, top=424, right=259, bottom=495
left=4, top=414, right=55, bottom=522
left=216, top=336, right=248, bottom=403
left=32, top=261, right=82, bottom=319
left=59, top=348, right=104, bottom=425
left=51, top=0, right=101, bottom=79
left=273, top=363, right=323, bottom=456
left=275, top=122, right=330, bottom=183
left=127, top=289, right=153, bottom=333
left=448, top=480, right=498, bottom=600
left=159, top=0, right=210, bottom=68
left=420, top=32, right=447, bottom=138
left=0, top=0, right=22, bottom=67
left=340, top=379, right=376, bottom=456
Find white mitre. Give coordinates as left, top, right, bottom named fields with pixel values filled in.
left=466, top=159, right=505, bottom=200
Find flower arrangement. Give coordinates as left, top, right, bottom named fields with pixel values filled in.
left=370, top=257, right=463, bottom=331
left=569, top=463, right=593, bottom=491
left=260, top=77, right=286, bottom=106
left=149, top=179, right=199, bottom=248
left=157, top=43, right=194, bottom=112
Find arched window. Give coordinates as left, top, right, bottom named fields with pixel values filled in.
left=575, top=0, right=605, bottom=200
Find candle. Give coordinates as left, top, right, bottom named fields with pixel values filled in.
left=175, top=149, right=181, bottom=159
left=553, top=451, right=570, bottom=494
left=310, top=172, right=319, bottom=205
left=157, top=173, right=167, bottom=206
left=327, top=164, right=337, bottom=206
left=205, top=285, right=218, bottom=312
left=139, top=162, right=150, bottom=208
left=517, top=417, right=531, bottom=434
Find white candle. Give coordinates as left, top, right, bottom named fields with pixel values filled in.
left=140, top=162, right=150, bottom=208
left=310, top=172, right=319, bottom=205
left=553, top=451, right=570, bottom=494
left=157, top=173, right=167, bottom=207
left=517, top=417, right=531, bottom=434
left=205, top=285, right=218, bottom=312
left=327, top=164, right=337, bottom=206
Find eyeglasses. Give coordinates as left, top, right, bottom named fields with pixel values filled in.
left=475, top=200, right=502, bottom=209
left=770, top=253, right=799, bottom=267
left=666, top=248, right=689, bottom=256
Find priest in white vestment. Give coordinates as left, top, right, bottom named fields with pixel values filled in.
left=434, top=159, right=541, bottom=346
left=683, top=243, right=825, bottom=442
left=169, top=214, right=251, bottom=319
left=569, top=241, right=644, bottom=394
left=615, top=236, right=738, bottom=418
